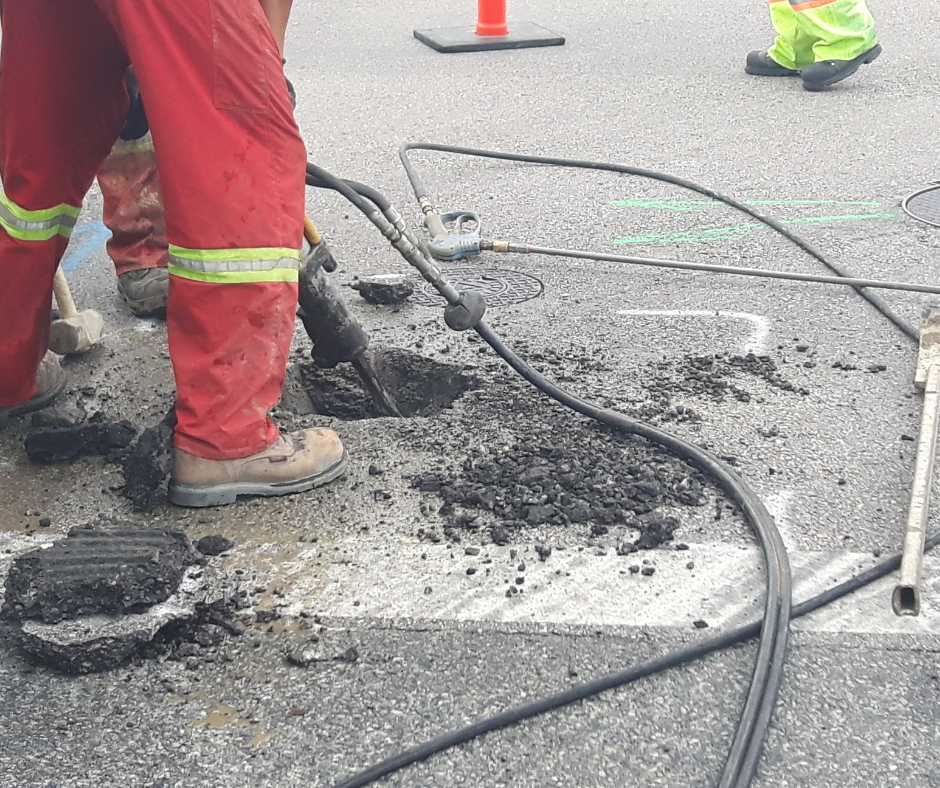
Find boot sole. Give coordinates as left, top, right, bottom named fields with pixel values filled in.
left=0, top=372, right=67, bottom=428
left=802, top=43, right=882, bottom=91
left=744, top=64, right=800, bottom=77
left=744, top=50, right=800, bottom=77
left=168, top=450, right=349, bottom=508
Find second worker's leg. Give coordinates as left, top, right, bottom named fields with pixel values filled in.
left=97, top=0, right=346, bottom=506
left=797, top=0, right=880, bottom=90
left=98, top=131, right=170, bottom=318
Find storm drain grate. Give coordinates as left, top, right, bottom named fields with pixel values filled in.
left=411, top=267, right=544, bottom=308
left=902, top=184, right=940, bottom=228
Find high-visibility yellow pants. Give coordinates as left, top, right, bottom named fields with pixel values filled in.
left=766, top=0, right=878, bottom=70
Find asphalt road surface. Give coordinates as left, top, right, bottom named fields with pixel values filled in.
left=2, top=1, right=940, bottom=786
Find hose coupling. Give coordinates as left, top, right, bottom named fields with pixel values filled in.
left=444, top=290, right=487, bottom=331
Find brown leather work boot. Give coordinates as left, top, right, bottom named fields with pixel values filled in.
left=0, top=352, right=67, bottom=427
left=169, top=428, right=348, bottom=507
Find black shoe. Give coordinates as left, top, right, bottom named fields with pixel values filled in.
left=745, top=50, right=800, bottom=77
left=801, top=43, right=882, bottom=91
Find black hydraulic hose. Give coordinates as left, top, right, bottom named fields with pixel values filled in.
left=331, top=319, right=792, bottom=788
left=305, top=166, right=394, bottom=212
left=398, top=143, right=918, bottom=343
left=473, top=322, right=792, bottom=788
left=392, top=144, right=924, bottom=784
left=303, top=155, right=924, bottom=788
left=334, top=529, right=940, bottom=788
left=303, top=161, right=792, bottom=787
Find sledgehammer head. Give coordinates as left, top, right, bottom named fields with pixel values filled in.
left=48, top=309, right=105, bottom=355
left=49, top=267, right=105, bottom=355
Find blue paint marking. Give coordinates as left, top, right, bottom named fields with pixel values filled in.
left=61, top=221, right=112, bottom=277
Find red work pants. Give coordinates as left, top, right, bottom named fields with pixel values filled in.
left=97, top=134, right=168, bottom=277
left=0, top=0, right=305, bottom=460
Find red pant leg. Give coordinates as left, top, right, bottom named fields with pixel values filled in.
left=97, top=0, right=305, bottom=460
left=97, top=133, right=168, bottom=276
left=0, top=1, right=128, bottom=406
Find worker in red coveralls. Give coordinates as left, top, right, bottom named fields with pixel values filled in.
left=0, top=0, right=348, bottom=507
left=105, top=0, right=296, bottom=318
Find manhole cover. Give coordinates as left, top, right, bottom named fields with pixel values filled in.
left=902, top=184, right=940, bottom=228
left=411, top=267, right=544, bottom=308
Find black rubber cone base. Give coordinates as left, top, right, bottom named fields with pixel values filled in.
left=414, top=22, right=565, bottom=53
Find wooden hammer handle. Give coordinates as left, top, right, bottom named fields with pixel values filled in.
left=303, top=215, right=323, bottom=246
left=53, top=267, right=78, bottom=320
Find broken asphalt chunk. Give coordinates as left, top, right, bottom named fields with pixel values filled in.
left=1, top=522, right=203, bottom=623
left=25, top=421, right=136, bottom=463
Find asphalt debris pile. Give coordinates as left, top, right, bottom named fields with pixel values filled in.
left=120, top=413, right=176, bottom=511
left=296, top=348, right=478, bottom=420
left=15, top=392, right=175, bottom=511
left=504, top=340, right=615, bottom=383
left=644, top=353, right=809, bottom=404
left=410, top=393, right=708, bottom=550
left=1, top=522, right=242, bottom=673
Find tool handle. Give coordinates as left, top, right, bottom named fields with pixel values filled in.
left=53, top=267, right=79, bottom=319
left=894, top=363, right=940, bottom=615
left=303, top=215, right=322, bottom=246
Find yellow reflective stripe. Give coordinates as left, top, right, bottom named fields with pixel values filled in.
left=168, top=244, right=301, bottom=274
left=0, top=189, right=79, bottom=241
left=0, top=224, right=75, bottom=242
left=0, top=190, right=80, bottom=222
left=110, top=133, right=155, bottom=156
left=168, top=263, right=299, bottom=284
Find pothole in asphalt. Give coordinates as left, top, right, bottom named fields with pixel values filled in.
left=296, top=347, right=478, bottom=420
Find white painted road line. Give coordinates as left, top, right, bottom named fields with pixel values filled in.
left=763, top=489, right=797, bottom=550
left=5, top=531, right=937, bottom=637
left=242, top=539, right=940, bottom=636
left=616, top=309, right=773, bottom=355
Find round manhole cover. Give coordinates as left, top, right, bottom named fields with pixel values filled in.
left=903, top=184, right=940, bottom=228
left=411, top=267, right=544, bottom=308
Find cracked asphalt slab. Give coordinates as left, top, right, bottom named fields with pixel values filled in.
left=4, top=0, right=940, bottom=785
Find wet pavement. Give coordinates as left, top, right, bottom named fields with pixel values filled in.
left=4, top=0, right=940, bottom=785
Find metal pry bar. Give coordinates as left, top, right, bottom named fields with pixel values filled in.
left=893, top=308, right=940, bottom=615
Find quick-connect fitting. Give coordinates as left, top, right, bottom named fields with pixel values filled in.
left=363, top=196, right=487, bottom=324
left=418, top=206, right=483, bottom=261
left=428, top=234, right=481, bottom=261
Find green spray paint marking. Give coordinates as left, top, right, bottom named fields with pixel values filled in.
left=614, top=211, right=901, bottom=245
left=610, top=199, right=881, bottom=212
